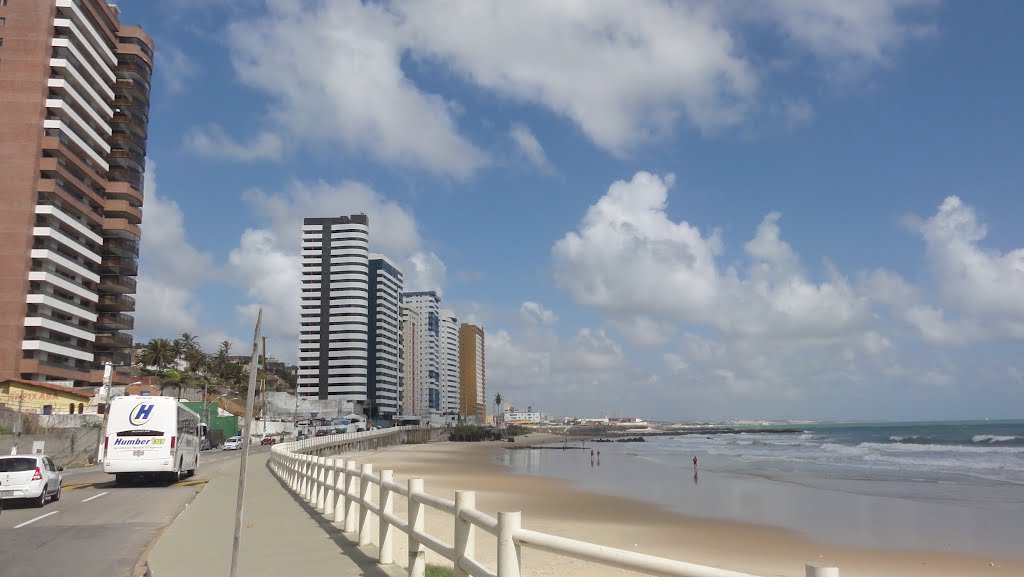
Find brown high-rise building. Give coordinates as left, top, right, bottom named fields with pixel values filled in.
left=458, top=323, right=485, bottom=423
left=0, top=1, right=152, bottom=388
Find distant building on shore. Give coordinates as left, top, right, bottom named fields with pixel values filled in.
left=400, top=305, right=419, bottom=416
left=298, top=215, right=369, bottom=403
left=402, top=291, right=441, bottom=415
left=458, top=324, right=485, bottom=423
left=439, top=308, right=460, bottom=415
left=367, top=254, right=403, bottom=420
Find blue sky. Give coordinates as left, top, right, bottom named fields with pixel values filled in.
left=118, top=0, right=1024, bottom=422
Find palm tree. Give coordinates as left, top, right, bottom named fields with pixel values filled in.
left=159, top=368, right=187, bottom=399
left=215, top=340, right=232, bottom=382
left=493, top=393, right=503, bottom=429
left=140, top=338, right=176, bottom=372
left=184, top=348, right=208, bottom=376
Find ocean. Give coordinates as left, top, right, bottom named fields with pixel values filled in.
left=499, top=420, right=1024, bottom=559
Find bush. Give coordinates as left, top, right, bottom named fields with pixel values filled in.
left=448, top=425, right=502, bottom=442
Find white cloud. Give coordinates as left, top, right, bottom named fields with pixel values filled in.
left=157, top=44, right=198, bottom=94
left=224, top=1, right=934, bottom=173
left=134, top=161, right=216, bottom=340
left=916, top=196, right=1024, bottom=321
left=755, top=0, right=936, bottom=66
left=553, top=171, right=869, bottom=342
left=509, top=123, right=553, bottom=172
left=184, top=124, right=283, bottom=162
left=609, top=315, right=677, bottom=347
left=227, top=1, right=487, bottom=178
left=520, top=301, right=558, bottom=326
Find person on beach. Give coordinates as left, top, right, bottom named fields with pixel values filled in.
left=693, top=455, right=698, bottom=470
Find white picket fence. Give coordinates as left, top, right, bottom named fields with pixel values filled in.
left=269, top=429, right=839, bottom=577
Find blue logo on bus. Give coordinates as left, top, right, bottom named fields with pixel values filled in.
left=129, top=403, right=155, bottom=426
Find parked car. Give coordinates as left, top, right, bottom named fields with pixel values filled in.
left=223, top=436, right=243, bottom=450
left=260, top=437, right=276, bottom=445
left=296, top=434, right=309, bottom=441
left=0, top=454, right=63, bottom=507
left=200, top=439, right=212, bottom=451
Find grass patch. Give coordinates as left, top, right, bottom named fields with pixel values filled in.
left=426, top=565, right=453, bottom=577
left=402, top=439, right=427, bottom=445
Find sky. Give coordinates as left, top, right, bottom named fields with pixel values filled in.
left=115, top=0, right=1024, bottom=423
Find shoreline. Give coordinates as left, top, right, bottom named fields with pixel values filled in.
left=341, top=434, right=1024, bottom=577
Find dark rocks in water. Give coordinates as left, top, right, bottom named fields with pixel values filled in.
left=616, top=437, right=645, bottom=443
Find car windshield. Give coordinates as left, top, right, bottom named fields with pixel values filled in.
left=0, top=457, right=37, bottom=472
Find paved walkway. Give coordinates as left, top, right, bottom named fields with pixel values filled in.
left=147, top=452, right=405, bottom=577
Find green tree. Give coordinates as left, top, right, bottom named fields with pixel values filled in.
left=493, top=393, right=503, bottom=428
left=140, top=338, right=176, bottom=372
left=183, top=346, right=207, bottom=376
left=159, top=368, right=187, bottom=398
left=214, top=340, right=232, bottom=381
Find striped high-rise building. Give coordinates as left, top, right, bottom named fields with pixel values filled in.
left=439, top=308, right=460, bottom=415
left=459, top=323, right=485, bottom=423
left=401, top=291, right=440, bottom=415
left=367, top=254, right=402, bottom=419
left=298, top=215, right=369, bottom=402
left=400, top=305, right=418, bottom=416
left=0, top=0, right=152, bottom=387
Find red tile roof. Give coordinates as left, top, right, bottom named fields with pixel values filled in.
left=1, top=378, right=95, bottom=399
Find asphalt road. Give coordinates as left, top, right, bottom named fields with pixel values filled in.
left=0, top=446, right=270, bottom=577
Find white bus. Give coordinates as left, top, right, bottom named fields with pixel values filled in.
left=102, top=395, right=201, bottom=484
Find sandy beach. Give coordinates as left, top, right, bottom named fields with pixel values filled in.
left=337, top=434, right=1024, bottom=577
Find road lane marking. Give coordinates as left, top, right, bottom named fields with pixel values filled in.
left=14, top=511, right=58, bottom=528
left=82, top=491, right=109, bottom=503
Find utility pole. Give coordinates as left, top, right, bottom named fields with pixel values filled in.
left=94, top=362, right=114, bottom=462
left=229, top=308, right=262, bottom=577
left=11, top=393, right=25, bottom=455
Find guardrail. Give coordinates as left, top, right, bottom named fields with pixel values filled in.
left=269, top=429, right=839, bottom=577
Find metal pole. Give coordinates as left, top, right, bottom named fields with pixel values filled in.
left=93, top=362, right=113, bottom=462
left=229, top=308, right=262, bottom=577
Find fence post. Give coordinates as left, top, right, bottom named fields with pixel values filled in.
left=316, top=456, right=326, bottom=510
left=345, top=460, right=358, bottom=533
left=359, top=463, right=374, bottom=546
left=324, top=458, right=336, bottom=517
left=300, top=456, right=309, bottom=499
left=454, top=491, right=476, bottom=577
left=497, top=511, right=521, bottom=577
left=311, top=456, right=321, bottom=503
left=379, top=469, right=394, bottom=564
left=339, top=461, right=352, bottom=524
left=806, top=564, right=839, bottom=577
left=408, top=478, right=425, bottom=577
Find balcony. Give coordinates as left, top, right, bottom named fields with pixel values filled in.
left=98, top=275, right=136, bottom=294
left=103, top=199, right=142, bottom=225
left=101, top=237, right=140, bottom=258
left=95, top=312, right=134, bottom=331
left=94, top=331, right=133, bottom=349
left=98, top=294, right=135, bottom=312
left=93, top=349, right=132, bottom=367
left=100, top=255, right=138, bottom=276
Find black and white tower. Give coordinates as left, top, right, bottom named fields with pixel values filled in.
left=299, top=215, right=369, bottom=402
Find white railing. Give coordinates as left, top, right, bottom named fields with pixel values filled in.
left=269, top=431, right=839, bottom=577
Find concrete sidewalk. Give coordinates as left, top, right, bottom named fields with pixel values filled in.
left=147, top=452, right=405, bottom=577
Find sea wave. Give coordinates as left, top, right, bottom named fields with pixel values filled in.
left=888, top=435, right=935, bottom=444
left=972, top=435, right=1019, bottom=444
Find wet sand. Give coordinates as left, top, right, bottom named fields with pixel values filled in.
left=339, top=435, right=1024, bottom=577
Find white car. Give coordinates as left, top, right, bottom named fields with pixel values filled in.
left=222, top=436, right=243, bottom=450
left=0, top=454, right=63, bottom=507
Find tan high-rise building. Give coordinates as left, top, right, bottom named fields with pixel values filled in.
left=0, top=1, right=152, bottom=387
left=458, top=323, right=485, bottom=423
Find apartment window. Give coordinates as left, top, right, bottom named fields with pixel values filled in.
left=0, top=17, right=6, bottom=26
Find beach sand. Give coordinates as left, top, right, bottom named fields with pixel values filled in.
left=336, top=434, right=1024, bottom=577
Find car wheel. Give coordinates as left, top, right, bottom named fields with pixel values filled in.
left=52, top=484, right=61, bottom=502
left=33, top=489, right=47, bottom=508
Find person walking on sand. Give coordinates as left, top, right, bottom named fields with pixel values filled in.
left=693, top=455, right=698, bottom=470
